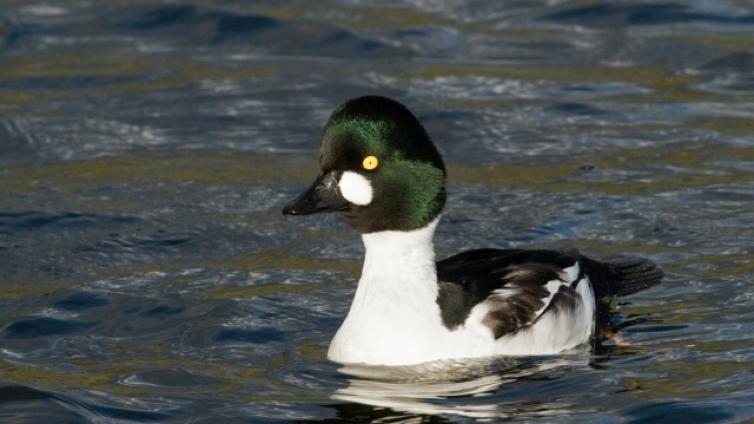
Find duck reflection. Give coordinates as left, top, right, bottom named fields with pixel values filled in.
left=298, top=315, right=646, bottom=423
left=307, top=355, right=591, bottom=423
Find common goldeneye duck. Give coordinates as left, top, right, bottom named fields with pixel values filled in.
left=282, top=95, right=663, bottom=366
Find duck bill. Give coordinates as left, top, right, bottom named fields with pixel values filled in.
left=282, top=172, right=351, bottom=215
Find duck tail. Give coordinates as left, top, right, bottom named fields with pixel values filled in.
left=581, top=256, right=663, bottom=299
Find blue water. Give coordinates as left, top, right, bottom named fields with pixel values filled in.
left=1, top=1, right=754, bottom=422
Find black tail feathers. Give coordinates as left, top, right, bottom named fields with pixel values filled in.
left=582, top=256, right=663, bottom=300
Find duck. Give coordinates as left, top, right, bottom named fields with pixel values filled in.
left=282, top=95, right=663, bottom=366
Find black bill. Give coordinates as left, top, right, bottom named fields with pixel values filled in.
left=282, top=172, right=350, bottom=215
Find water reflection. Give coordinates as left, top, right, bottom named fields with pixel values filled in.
left=317, top=356, right=589, bottom=422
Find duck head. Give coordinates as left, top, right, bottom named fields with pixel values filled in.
left=282, top=96, right=446, bottom=234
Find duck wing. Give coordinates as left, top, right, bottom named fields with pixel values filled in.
left=436, top=248, right=662, bottom=339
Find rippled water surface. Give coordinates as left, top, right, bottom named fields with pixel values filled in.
left=1, top=1, right=753, bottom=422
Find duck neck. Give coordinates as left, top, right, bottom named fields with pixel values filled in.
left=328, top=217, right=443, bottom=364
left=358, top=217, right=440, bottom=298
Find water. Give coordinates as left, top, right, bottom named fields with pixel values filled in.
left=1, top=1, right=753, bottom=422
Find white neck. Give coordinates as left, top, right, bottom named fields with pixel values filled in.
left=360, top=218, right=439, bottom=287
left=328, top=217, right=444, bottom=365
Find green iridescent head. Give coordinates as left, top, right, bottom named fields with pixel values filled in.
left=283, top=95, right=446, bottom=233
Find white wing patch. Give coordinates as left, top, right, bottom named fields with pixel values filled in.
left=532, top=263, right=581, bottom=321
left=490, top=287, right=521, bottom=298
left=530, top=279, right=564, bottom=320
left=489, top=262, right=581, bottom=326
left=559, top=263, right=580, bottom=285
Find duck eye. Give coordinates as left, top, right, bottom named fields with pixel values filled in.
left=362, top=155, right=379, bottom=171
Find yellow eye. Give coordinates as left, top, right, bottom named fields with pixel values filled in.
left=362, top=155, right=379, bottom=170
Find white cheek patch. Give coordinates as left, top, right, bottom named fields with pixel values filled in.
left=338, top=171, right=373, bottom=206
